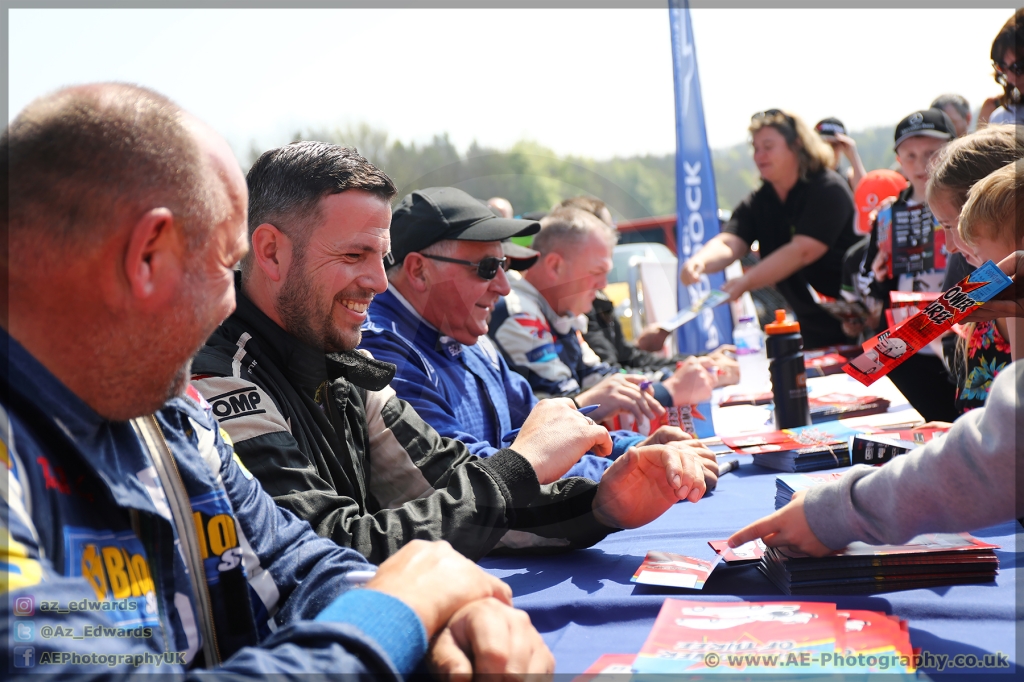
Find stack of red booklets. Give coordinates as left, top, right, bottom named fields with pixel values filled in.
left=761, top=533, right=999, bottom=595
left=722, top=422, right=948, bottom=473
left=580, top=599, right=916, bottom=675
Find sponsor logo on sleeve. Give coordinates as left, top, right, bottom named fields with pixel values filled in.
left=209, top=388, right=266, bottom=422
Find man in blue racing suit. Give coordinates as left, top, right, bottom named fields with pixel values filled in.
left=1, top=83, right=551, bottom=678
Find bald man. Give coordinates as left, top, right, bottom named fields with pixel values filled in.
left=1, top=83, right=550, bottom=677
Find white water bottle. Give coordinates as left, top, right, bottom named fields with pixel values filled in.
left=733, top=316, right=770, bottom=389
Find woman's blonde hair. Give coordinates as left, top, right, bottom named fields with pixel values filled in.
left=959, top=159, right=1023, bottom=249
left=748, top=109, right=834, bottom=180
left=927, top=125, right=1024, bottom=210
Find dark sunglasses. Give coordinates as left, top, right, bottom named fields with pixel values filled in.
left=420, top=253, right=510, bottom=280
left=997, top=60, right=1024, bottom=76
left=752, top=108, right=797, bottom=130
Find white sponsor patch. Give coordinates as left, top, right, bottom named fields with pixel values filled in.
left=191, top=377, right=290, bottom=443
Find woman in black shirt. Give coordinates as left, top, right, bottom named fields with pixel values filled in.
left=681, top=109, right=860, bottom=349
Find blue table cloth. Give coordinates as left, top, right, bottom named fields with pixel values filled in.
left=481, top=456, right=1021, bottom=676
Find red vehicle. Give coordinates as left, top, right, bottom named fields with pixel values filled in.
left=615, top=214, right=679, bottom=252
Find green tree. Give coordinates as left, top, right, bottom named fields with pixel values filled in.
left=245, top=121, right=899, bottom=220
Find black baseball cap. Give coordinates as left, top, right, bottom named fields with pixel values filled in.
left=501, top=241, right=541, bottom=271
left=815, top=117, right=846, bottom=140
left=386, top=187, right=540, bottom=267
left=893, top=108, right=955, bottom=150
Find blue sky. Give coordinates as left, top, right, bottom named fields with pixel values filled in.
left=9, top=8, right=1013, bottom=161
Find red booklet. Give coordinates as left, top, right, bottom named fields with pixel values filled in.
left=631, top=551, right=720, bottom=589
left=708, top=539, right=765, bottom=564
left=718, top=391, right=773, bottom=407
left=721, top=422, right=862, bottom=455
left=633, top=600, right=840, bottom=674
left=837, top=609, right=911, bottom=658
left=805, top=352, right=850, bottom=376
left=845, top=261, right=1012, bottom=385
left=808, top=393, right=891, bottom=421
left=866, top=425, right=949, bottom=444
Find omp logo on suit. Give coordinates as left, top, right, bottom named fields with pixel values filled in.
left=208, top=387, right=266, bottom=421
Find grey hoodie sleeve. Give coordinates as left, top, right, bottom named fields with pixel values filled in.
left=803, top=360, right=1022, bottom=549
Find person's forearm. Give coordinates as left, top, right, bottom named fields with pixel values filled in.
left=846, top=149, right=867, bottom=190
left=740, top=240, right=818, bottom=290
left=692, top=234, right=744, bottom=274
left=803, top=362, right=1023, bottom=548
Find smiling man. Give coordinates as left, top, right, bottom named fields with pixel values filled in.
left=360, top=188, right=716, bottom=483
left=192, top=143, right=714, bottom=564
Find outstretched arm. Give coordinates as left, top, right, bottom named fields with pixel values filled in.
left=729, top=361, right=1023, bottom=553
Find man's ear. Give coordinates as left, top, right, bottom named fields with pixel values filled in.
left=403, top=253, right=430, bottom=293
left=251, top=223, right=292, bottom=283
left=124, top=207, right=183, bottom=301
left=543, top=251, right=564, bottom=277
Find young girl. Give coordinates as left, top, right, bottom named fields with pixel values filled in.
left=926, top=126, right=1024, bottom=412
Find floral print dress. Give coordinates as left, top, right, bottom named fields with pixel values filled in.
left=955, top=320, right=1012, bottom=414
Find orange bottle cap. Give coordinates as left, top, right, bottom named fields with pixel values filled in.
left=764, top=309, right=800, bottom=334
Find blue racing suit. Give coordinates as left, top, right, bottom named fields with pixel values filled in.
left=1, top=331, right=426, bottom=678
left=361, top=288, right=643, bottom=481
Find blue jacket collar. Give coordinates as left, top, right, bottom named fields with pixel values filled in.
left=366, top=288, right=462, bottom=356
left=3, top=329, right=161, bottom=514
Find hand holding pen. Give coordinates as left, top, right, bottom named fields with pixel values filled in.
left=504, top=398, right=613, bottom=484
left=502, top=404, right=601, bottom=443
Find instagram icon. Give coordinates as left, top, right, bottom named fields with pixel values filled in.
left=13, top=596, right=35, bottom=617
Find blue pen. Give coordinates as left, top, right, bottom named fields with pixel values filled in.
left=501, top=405, right=601, bottom=443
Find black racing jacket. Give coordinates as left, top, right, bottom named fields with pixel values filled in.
left=584, top=290, right=692, bottom=375
left=191, top=280, right=614, bottom=564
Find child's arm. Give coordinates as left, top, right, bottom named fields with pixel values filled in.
left=730, top=360, right=1022, bottom=554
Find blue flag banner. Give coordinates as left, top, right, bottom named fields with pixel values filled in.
left=669, top=0, right=733, bottom=353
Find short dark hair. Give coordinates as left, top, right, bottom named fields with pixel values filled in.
left=4, top=83, right=213, bottom=254
left=242, top=141, right=397, bottom=278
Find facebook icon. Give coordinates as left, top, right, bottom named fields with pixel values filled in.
left=13, top=646, right=35, bottom=668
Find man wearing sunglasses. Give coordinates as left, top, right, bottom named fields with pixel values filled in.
left=362, top=188, right=716, bottom=484
left=194, top=150, right=713, bottom=564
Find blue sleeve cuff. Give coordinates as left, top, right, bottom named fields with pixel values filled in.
left=563, top=454, right=615, bottom=480
left=609, top=432, right=645, bottom=460
left=315, top=588, right=428, bottom=675
left=652, top=381, right=673, bottom=407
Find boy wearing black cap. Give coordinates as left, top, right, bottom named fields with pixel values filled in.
left=850, top=108, right=958, bottom=421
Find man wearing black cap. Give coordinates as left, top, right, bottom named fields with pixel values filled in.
left=193, top=144, right=715, bottom=563
left=361, top=188, right=716, bottom=483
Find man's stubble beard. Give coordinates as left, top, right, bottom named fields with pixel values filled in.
left=275, top=250, right=367, bottom=353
